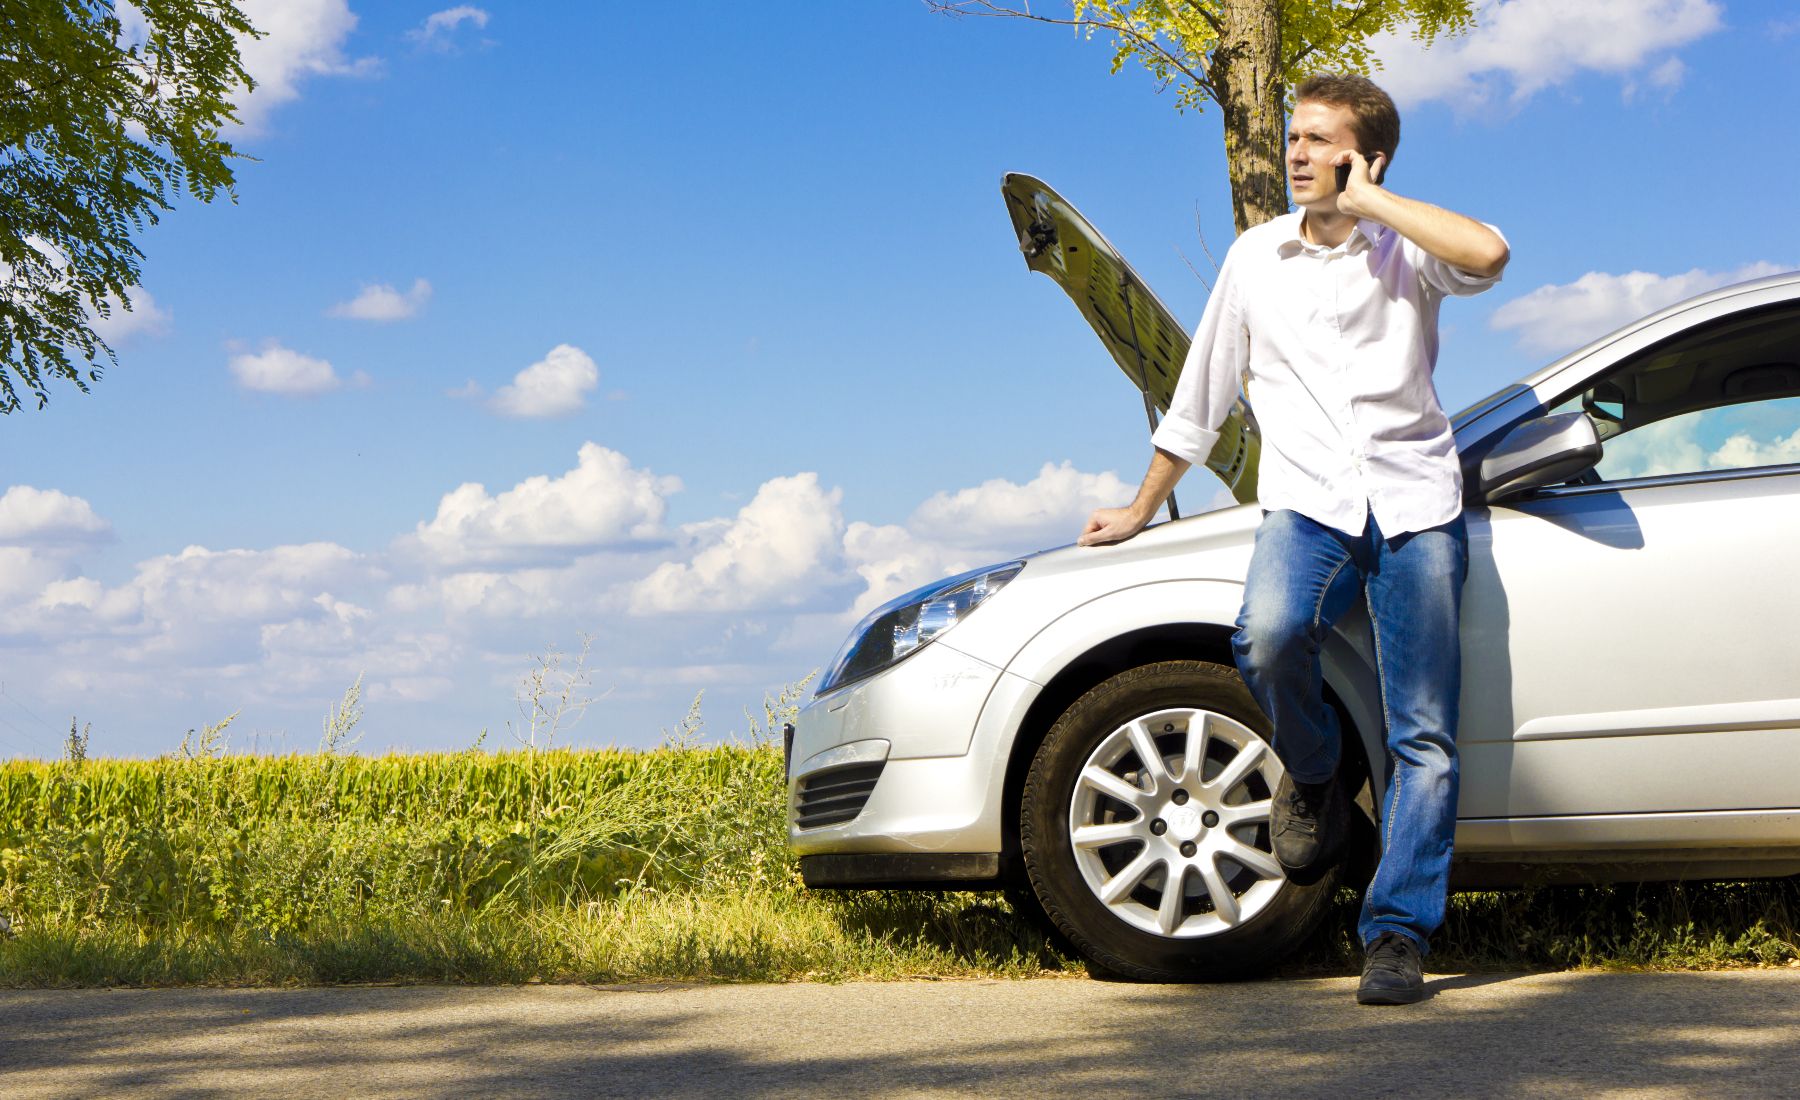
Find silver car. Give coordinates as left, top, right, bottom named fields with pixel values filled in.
left=786, top=174, right=1800, bottom=980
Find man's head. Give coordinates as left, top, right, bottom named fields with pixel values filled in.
left=1287, top=74, right=1400, bottom=211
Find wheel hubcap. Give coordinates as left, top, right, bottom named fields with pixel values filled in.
left=1067, top=707, right=1285, bottom=938
left=1165, top=803, right=1204, bottom=841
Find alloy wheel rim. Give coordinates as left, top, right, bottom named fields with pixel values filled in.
left=1067, top=706, right=1285, bottom=938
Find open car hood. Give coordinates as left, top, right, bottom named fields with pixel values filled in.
left=1001, top=172, right=1259, bottom=504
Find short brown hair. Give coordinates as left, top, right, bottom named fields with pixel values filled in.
left=1294, top=73, right=1400, bottom=166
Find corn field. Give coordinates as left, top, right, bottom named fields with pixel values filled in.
left=1, top=743, right=1796, bottom=986
left=0, top=740, right=1073, bottom=986
left=0, top=746, right=793, bottom=933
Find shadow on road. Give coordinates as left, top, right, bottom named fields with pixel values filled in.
left=3, top=969, right=1798, bottom=1097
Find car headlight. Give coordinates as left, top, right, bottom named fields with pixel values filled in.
left=818, top=561, right=1025, bottom=696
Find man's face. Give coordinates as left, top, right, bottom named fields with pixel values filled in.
left=1286, top=99, right=1361, bottom=210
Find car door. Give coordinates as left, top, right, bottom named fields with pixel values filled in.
left=1456, top=298, right=1800, bottom=823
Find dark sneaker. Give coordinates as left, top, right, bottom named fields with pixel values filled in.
left=1270, top=772, right=1347, bottom=877
left=1358, top=932, right=1426, bottom=1005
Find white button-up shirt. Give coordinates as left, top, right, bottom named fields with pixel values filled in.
left=1150, top=210, right=1505, bottom=537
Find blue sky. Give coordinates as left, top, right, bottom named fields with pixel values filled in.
left=0, top=0, right=1793, bottom=758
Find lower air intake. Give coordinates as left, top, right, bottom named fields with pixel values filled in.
left=795, top=761, right=885, bottom=829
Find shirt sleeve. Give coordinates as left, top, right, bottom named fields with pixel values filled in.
left=1150, top=248, right=1248, bottom=467
left=1409, top=222, right=1509, bottom=298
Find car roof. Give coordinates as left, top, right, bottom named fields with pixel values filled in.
left=1508, top=269, right=1800, bottom=394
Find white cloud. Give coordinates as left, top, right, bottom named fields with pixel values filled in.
left=1490, top=262, right=1789, bottom=355
left=908, top=460, right=1134, bottom=551
left=489, top=344, right=600, bottom=419
left=0, top=538, right=378, bottom=678
left=1711, top=427, right=1800, bottom=470
left=259, top=594, right=372, bottom=658
left=0, top=452, right=1157, bottom=755
left=1648, top=56, right=1686, bottom=92
left=127, top=543, right=369, bottom=625
left=630, top=473, right=846, bottom=614
left=36, top=576, right=104, bottom=612
left=1600, top=419, right=1800, bottom=481
left=389, top=566, right=610, bottom=620
left=410, top=6, right=490, bottom=51
left=119, top=0, right=376, bottom=132
left=1370, top=0, right=1723, bottom=110
left=0, top=486, right=112, bottom=547
left=407, top=442, right=680, bottom=568
left=836, top=461, right=1166, bottom=618
left=841, top=521, right=981, bottom=621
left=90, top=288, right=171, bottom=345
left=229, top=342, right=344, bottom=395
left=1596, top=416, right=1707, bottom=480
left=329, top=278, right=431, bottom=321
left=232, top=0, right=379, bottom=131
left=111, top=545, right=376, bottom=690
left=0, top=548, right=72, bottom=618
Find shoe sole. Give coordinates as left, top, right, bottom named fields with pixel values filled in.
left=1274, top=835, right=1346, bottom=867
left=1356, top=985, right=1425, bottom=1006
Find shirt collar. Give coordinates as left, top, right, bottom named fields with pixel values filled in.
left=1275, top=211, right=1387, bottom=257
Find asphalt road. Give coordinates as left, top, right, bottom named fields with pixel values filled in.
left=5, top=970, right=1799, bottom=1098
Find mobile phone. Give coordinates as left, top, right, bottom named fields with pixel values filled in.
left=1334, top=161, right=1351, bottom=192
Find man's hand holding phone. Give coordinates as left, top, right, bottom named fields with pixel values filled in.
left=1332, top=149, right=1387, bottom=219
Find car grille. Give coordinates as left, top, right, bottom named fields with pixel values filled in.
left=795, top=761, right=885, bottom=829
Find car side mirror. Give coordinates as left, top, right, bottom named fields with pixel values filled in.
left=1479, top=411, right=1603, bottom=505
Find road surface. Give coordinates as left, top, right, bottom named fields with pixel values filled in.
left=5, top=969, right=1798, bottom=1097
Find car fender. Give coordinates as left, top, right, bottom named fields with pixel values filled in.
left=1001, top=579, right=1247, bottom=688
left=962, top=580, right=1387, bottom=847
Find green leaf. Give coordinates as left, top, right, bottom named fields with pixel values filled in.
left=0, top=0, right=258, bottom=413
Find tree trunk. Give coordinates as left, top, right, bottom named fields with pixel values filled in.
left=1214, top=0, right=1287, bottom=233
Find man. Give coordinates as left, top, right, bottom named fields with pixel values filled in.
left=1077, top=74, right=1508, bottom=1006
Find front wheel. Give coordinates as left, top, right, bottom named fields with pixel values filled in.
left=1020, top=660, right=1344, bottom=980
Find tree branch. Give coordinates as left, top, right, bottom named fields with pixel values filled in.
left=0, top=58, right=147, bottom=105
left=1285, top=0, right=1376, bottom=70
left=924, top=0, right=1214, bottom=91
left=1174, top=0, right=1225, bottom=39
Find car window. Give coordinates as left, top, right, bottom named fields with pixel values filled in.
left=1556, top=396, right=1800, bottom=480
left=1549, top=303, right=1800, bottom=483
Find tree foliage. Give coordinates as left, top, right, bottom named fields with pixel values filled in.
left=930, top=1, right=1475, bottom=231
left=1062, top=0, right=1474, bottom=110
left=0, top=0, right=256, bottom=414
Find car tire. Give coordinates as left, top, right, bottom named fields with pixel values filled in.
left=1002, top=883, right=1081, bottom=958
left=1021, top=659, right=1346, bottom=981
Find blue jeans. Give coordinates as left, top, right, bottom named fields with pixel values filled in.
left=1231, top=508, right=1468, bottom=952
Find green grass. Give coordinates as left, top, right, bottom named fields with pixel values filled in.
left=1296, top=879, right=1800, bottom=974
left=0, top=894, right=1078, bottom=988
left=1, top=740, right=1796, bottom=986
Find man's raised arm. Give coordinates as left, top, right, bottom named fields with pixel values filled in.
left=1333, top=150, right=1509, bottom=278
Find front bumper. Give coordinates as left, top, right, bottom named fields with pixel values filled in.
left=787, top=639, right=1035, bottom=863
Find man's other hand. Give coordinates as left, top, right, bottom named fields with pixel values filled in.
left=1078, top=506, right=1149, bottom=546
